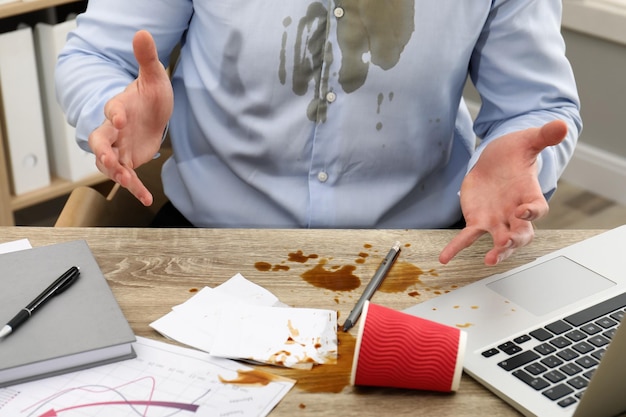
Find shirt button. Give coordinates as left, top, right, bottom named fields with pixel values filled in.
left=326, top=91, right=336, bottom=103
left=317, top=171, right=329, bottom=183
left=333, top=7, right=344, bottom=18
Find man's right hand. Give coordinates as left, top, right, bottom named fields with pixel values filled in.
left=88, top=30, right=174, bottom=206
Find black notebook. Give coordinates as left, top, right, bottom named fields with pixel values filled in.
left=0, top=240, right=136, bottom=387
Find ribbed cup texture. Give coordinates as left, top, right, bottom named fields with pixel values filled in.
left=353, top=303, right=460, bottom=392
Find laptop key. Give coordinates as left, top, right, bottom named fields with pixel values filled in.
left=591, top=349, right=606, bottom=361
left=550, top=336, right=572, bottom=348
left=525, top=362, right=547, bottom=375
left=514, top=334, right=531, bottom=344
left=543, top=383, right=574, bottom=401
left=558, top=397, right=577, bottom=408
left=534, top=343, right=556, bottom=355
left=530, top=328, right=553, bottom=341
left=513, top=370, right=550, bottom=390
left=595, top=317, right=617, bottom=328
left=588, top=335, right=609, bottom=347
left=603, top=328, right=617, bottom=340
left=610, top=310, right=625, bottom=322
left=580, top=323, right=602, bottom=335
left=583, top=369, right=595, bottom=380
left=572, top=341, right=594, bottom=354
left=557, top=348, right=579, bottom=361
left=482, top=348, right=499, bottom=358
left=498, top=350, right=540, bottom=371
left=544, top=370, right=566, bottom=383
left=546, top=320, right=573, bottom=334
left=565, top=329, right=586, bottom=342
left=541, top=355, right=564, bottom=368
left=567, top=376, right=589, bottom=390
left=498, top=342, right=522, bottom=355
left=564, top=292, right=626, bottom=326
left=575, top=356, right=599, bottom=369
left=560, top=363, right=582, bottom=376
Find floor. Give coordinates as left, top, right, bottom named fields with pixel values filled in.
left=534, top=181, right=626, bottom=230
left=14, top=180, right=626, bottom=229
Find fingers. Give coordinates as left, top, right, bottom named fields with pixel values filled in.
left=89, top=125, right=154, bottom=207
left=515, top=200, right=549, bottom=222
left=96, top=153, right=153, bottom=206
left=440, top=222, right=535, bottom=266
left=439, top=227, right=484, bottom=265
left=483, top=226, right=534, bottom=266
left=121, top=168, right=154, bottom=206
left=103, top=98, right=127, bottom=130
left=133, top=30, right=165, bottom=83
left=529, top=120, right=568, bottom=152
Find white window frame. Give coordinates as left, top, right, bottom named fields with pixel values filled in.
left=562, top=0, right=626, bottom=45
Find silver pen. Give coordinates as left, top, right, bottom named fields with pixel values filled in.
left=343, top=241, right=401, bottom=332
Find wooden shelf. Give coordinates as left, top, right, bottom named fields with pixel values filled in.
left=11, top=173, right=108, bottom=211
left=0, top=0, right=87, bottom=225
left=0, top=0, right=80, bottom=19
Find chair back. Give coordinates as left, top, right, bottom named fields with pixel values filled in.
left=54, top=183, right=158, bottom=227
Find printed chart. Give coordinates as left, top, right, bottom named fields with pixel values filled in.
left=0, top=337, right=294, bottom=417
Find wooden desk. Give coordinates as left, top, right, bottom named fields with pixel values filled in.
left=0, top=227, right=604, bottom=416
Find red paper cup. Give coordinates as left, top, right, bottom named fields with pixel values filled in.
left=350, top=301, right=467, bottom=392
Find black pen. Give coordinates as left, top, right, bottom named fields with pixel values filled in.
left=0, top=266, right=80, bottom=339
left=343, top=241, right=401, bottom=332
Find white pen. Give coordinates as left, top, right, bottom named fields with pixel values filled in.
left=343, top=241, right=401, bottom=332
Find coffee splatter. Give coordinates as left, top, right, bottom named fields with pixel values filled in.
left=355, top=252, right=369, bottom=264
left=255, top=261, right=272, bottom=272
left=288, top=250, right=319, bottom=263
left=301, top=259, right=360, bottom=291
left=254, top=261, right=291, bottom=272
left=219, top=369, right=287, bottom=386
left=378, top=261, right=424, bottom=293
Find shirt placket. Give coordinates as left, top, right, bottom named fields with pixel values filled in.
left=307, top=0, right=344, bottom=227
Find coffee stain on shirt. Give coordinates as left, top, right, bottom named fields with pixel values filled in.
left=280, top=1, right=415, bottom=121
left=336, top=0, right=415, bottom=93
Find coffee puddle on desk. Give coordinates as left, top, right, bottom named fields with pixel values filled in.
left=254, top=243, right=434, bottom=294
left=219, top=368, right=287, bottom=386
left=301, top=259, right=360, bottom=291
left=275, top=330, right=356, bottom=393
left=378, top=262, right=429, bottom=293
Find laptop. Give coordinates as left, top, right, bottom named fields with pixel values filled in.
left=404, top=225, right=626, bottom=417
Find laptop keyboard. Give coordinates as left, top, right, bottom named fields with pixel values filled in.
left=481, top=292, right=626, bottom=409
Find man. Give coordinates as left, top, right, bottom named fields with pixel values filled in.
left=56, top=0, right=581, bottom=265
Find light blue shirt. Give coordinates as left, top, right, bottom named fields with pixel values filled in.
left=56, top=0, right=581, bottom=228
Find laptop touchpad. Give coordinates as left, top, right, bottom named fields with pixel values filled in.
left=487, top=256, right=616, bottom=316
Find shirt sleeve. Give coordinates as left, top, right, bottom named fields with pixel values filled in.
left=55, top=0, right=193, bottom=150
left=467, top=0, right=582, bottom=199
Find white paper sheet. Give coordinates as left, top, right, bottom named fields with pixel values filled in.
left=0, top=336, right=295, bottom=417
left=150, top=274, right=338, bottom=368
left=0, top=239, right=31, bottom=254
left=211, top=305, right=337, bottom=369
